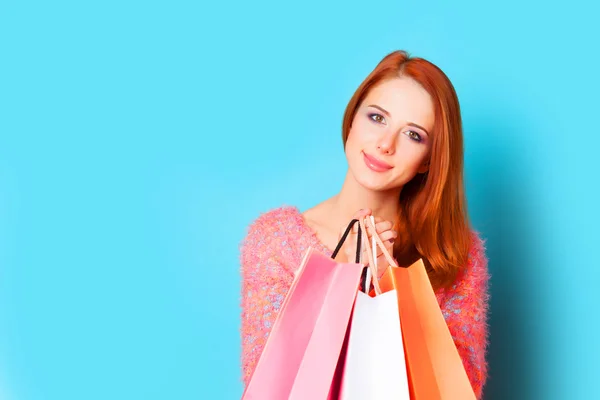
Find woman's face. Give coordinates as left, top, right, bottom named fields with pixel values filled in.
left=345, top=76, right=435, bottom=193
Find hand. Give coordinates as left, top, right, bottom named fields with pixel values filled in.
left=362, top=215, right=397, bottom=278
left=334, top=209, right=397, bottom=278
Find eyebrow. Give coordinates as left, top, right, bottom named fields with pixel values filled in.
left=367, top=104, right=430, bottom=136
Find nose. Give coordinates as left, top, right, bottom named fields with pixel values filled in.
left=376, top=132, right=396, bottom=155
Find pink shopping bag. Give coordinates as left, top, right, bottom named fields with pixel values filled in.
left=242, top=219, right=365, bottom=400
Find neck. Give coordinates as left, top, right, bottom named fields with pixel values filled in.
left=328, top=170, right=402, bottom=228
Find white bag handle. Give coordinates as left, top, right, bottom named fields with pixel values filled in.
left=358, top=216, right=398, bottom=296
left=363, top=216, right=375, bottom=294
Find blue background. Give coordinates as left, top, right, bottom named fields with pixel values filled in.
left=1, top=0, right=598, bottom=399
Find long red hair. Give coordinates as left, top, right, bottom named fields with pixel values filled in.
left=342, top=50, right=472, bottom=290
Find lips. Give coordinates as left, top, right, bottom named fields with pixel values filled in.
left=363, top=151, right=393, bottom=172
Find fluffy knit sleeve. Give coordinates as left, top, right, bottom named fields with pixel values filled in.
left=440, top=232, right=490, bottom=399
left=239, top=209, right=296, bottom=387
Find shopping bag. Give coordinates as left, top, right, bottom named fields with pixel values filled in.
left=338, top=216, right=410, bottom=400
left=362, top=218, right=476, bottom=400
left=378, top=259, right=476, bottom=400
left=242, top=219, right=366, bottom=400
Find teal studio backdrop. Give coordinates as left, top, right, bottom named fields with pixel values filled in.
left=0, top=0, right=598, bottom=399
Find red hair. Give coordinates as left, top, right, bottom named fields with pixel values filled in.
left=342, top=50, right=471, bottom=289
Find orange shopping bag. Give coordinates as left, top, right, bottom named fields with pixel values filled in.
left=365, top=217, right=476, bottom=400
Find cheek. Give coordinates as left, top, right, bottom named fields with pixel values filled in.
left=345, top=128, right=359, bottom=151
left=344, top=129, right=366, bottom=166
left=394, top=142, right=430, bottom=168
left=350, top=115, right=376, bottom=137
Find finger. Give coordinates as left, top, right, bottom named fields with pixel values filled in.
left=364, top=223, right=374, bottom=236
left=371, top=237, right=395, bottom=258
left=374, top=242, right=394, bottom=260
left=350, top=209, right=372, bottom=232
left=369, top=231, right=398, bottom=251
left=385, top=238, right=395, bottom=250
left=373, top=246, right=391, bottom=265
left=365, top=227, right=394, bottom=246
left=374, top=245, right=389, bottom=258
left=378, top=230, right=397, bottom=242
left=375, top=220, right=393, bottom=233
left=365, top=219, right=382, bottom=233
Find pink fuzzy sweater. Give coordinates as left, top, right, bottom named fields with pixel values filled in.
left=239, top=205, right=490, bottom=399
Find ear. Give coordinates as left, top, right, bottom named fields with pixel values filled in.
left=418, top=160, right=429, bottom=174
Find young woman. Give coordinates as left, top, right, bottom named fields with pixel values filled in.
left=239, top=50, right=490, bottom=398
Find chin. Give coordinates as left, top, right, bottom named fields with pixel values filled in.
left=361, top=179, right=395, bottom=192
left=351, top=168, right=396, bottom=192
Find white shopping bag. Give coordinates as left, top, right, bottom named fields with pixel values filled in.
left=339, top=216, right=410, bottom=400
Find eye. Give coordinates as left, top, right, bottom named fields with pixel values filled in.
left=406, top=130, right=422, bottom=142
left=368, top=113, right=386, bottom=124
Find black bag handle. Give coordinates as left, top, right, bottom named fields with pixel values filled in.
left=331, top=218, right=362, bottom=263
left=331, top=218, right=370, bottom=292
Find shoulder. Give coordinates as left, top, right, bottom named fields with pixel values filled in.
left=241, top=205, right=302, bottom=246
left=239, top=204, right=315, bottom=281
left=239, top=205, right=305, bottom=266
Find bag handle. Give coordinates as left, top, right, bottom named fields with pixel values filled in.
left=359, top=216, right=399, bottom=296
left=331, top=219, right=362, bottom=263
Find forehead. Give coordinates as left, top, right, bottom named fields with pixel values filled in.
left=363, top=77, right=434, bottom=129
